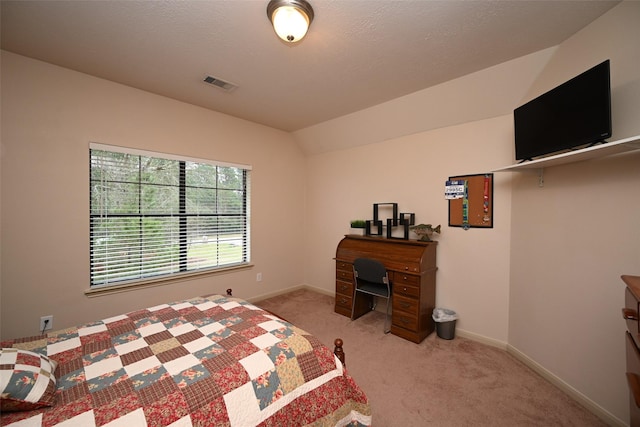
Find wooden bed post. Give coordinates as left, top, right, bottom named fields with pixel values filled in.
left=226, top=289, right=233, bottom=296
left=334, top=338, right=345, bottom=366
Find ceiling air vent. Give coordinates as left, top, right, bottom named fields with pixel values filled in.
left=203, top=75, right=237, bottom=92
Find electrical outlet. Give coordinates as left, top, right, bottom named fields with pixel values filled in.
left=40, top=315, right=53, bottom=333
left=256, top=272, right=263, bottom=282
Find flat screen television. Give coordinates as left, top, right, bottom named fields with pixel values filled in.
left=514, top=59, right=611, bottom=161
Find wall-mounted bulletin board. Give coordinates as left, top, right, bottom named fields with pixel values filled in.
left=448, top=173, right=493, bottom=229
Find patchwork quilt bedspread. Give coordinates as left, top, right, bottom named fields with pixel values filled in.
left=1, top=294, right=371, bottom=426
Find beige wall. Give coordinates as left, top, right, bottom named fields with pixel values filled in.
left=299, top=2, right=640, bottom=424
left=0, top=51, right=307, bottom=340
left=508, top=2, right=640, bottom=423
left=303, top=116, right=514, bottom=343
left=1, top=1, right=639, bottom=425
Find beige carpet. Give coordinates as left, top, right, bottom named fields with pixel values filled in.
left=255, top=289, right=606, bottom=427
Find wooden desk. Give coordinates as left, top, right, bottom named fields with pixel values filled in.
left=335, top=235, right=437, bottom=343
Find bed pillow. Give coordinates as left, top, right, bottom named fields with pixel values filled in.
left=0, top=348, right=58, bottom=412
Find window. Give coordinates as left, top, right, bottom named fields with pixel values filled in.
left=89, top=143, right=251, bottom=288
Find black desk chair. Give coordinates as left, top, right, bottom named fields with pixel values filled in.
left=351, top=258, right=392, bottom=333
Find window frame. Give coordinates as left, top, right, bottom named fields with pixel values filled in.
left=88, top=143, right=252, bottom=292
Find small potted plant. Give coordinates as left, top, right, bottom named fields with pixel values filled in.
left=350, top=220, right=366, bottom=234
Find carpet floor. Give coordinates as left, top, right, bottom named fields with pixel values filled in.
left=255, top=288, right=606, bottom=426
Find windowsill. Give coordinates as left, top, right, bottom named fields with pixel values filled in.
left=84, top=264, right=254, bottom=298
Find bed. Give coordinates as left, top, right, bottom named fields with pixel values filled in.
left=0, top=291, right=371, bottom=426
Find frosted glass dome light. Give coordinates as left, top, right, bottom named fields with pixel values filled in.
left=267, top=0, right=314, bottom=43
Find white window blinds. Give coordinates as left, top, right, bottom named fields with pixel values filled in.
left=89, top=143, right=251, bottom=288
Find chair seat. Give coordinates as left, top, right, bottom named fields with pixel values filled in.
left=356, top=281, right=391, bottom=298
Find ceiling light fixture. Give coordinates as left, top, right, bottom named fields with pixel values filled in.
left=267, top=0, right=314, bottom=43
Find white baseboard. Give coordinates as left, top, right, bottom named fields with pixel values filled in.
left=300, top=283, right=335, bottom=297
left=455, top=328, right=508, bottom=350
left=245, top=285, right=306, bottom=303
left=455, top=329, right=624, bottom=426
left=247, top=283, right=334, bottom=304
left=506, top=344, right=625, bottom=427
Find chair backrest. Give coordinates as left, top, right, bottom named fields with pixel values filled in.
left=353, top=258, right=388, bottom=285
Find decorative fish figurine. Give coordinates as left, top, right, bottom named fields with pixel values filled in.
left=409, top=224, right=441, bottom=241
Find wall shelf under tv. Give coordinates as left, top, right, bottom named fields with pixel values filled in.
left=494, top=135, right=640, bottom=172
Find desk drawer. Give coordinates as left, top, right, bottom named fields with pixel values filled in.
left=625, top=287, right=640, bottom=335
left=393, top=294, right=418, bottom=316
left=392, top=312, right=418, bottom=331
left=627, top=331, right=640, bottom=427
left=336, top=280, right=353, bottom=296
left=394, top=282, right=420, bottom=299
left=386, top=260, right=421, bottom=274
left=336, top=269, right=354, bottom=282
left=394, top=273, right=420, bottom=286
left=335, top=293, right=353, bottom=311
left=336, top=260, right=352, bottom=272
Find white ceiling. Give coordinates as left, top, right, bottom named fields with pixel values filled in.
left=1, top=0, right=620, bottom=132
